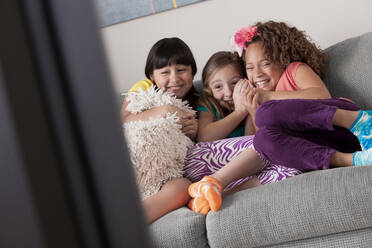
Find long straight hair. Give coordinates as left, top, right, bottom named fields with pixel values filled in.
left=198, top=51, right=245, bottom=118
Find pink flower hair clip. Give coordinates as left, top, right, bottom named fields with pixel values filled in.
left=230, top=25, right=259, bottom=56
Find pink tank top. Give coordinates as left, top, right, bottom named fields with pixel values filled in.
left=275, top=62, right=303, bottom=91
left=274, top=62, right=355, bottom=103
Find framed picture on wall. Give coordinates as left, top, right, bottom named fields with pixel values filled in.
left=94, top=0, right=206, bottom=27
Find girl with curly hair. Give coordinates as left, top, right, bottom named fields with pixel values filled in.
left=185, top=51, right=301, bottom=214
left=188, top=21, right=372, bottom=215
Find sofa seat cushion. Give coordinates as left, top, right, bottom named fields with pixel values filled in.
left=149, top=207, right=209, bottom=248
left=206, top=166, right=372, bottom=248
left=272, top=227, right=372, bottom=248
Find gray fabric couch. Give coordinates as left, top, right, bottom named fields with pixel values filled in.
left=149, top=31, right=372, bottom=247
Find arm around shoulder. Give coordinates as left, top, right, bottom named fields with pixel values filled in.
left=294, top=64, right=331, bottom=99
left=260, top=64, right=331, bottom=103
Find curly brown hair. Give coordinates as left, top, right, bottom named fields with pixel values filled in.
left=197, top=51, right=245, bottom=119
left=243, top=21, right=327, bottom=78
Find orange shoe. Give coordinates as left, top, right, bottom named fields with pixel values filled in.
left=188, top=176, right=223, bottom=211
left=187, top=197, right=210, bottom=215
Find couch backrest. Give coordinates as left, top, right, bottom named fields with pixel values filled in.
left=323, top=31, right=372, bottom=109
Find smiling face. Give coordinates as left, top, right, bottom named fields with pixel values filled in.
left=208, top=64, right=242, bottom=107
left=150, top=63, right=193, bottom=98
left=244, top=41, right=284, bottom=91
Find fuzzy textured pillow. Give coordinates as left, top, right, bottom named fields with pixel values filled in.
left=123, top=86, right=195, bottom=199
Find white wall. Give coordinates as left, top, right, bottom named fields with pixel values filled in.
left=100, top=0, right=372, bottom=93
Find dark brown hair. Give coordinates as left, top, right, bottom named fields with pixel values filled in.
left=243, top=21, right=327, bottom=78
left=145, top=37, right=197, bottom=78
left=198, top=51, right=245, bottom=118
left=145, top=37, right=198, bottom=107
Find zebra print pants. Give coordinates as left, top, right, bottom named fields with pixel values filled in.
left=183, top=135, right=302, bottom=190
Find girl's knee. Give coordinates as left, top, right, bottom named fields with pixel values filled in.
left=255, top=100, right=285, bottom=127
left=253, top=128, right=281, bottom=155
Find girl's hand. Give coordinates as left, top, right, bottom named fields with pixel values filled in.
left=247, top=80, right=256, bottom=89
left=244, top=87, right=260, bottom=117
left=233, top=79, right=250, bottom=113
left=180, top=114, right=198, bottom=140
left=246, top=78, right=272, bottom=104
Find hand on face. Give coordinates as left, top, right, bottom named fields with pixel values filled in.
left=243, top=87, right=260, bottom=117
left=232, top=79, right=250, bottom=113
left=232, top=78, right=262, bottom=117
left=247, top=77, right=272, bottom=105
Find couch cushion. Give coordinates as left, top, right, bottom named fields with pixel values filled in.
left=206, top=166, right=372, bottom=248
left=273, top=227, right=372, bottom=248
left=324, top=31, right=372, bottom=109
left=149, top=207, right=209, bottom=248
left=193, top=79, right=203, bottom=93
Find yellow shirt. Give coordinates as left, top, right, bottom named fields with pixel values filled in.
left=128, top=78, right=154, bottom=92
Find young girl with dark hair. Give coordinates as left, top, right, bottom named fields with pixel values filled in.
left=121, top=37, right=198, bottom=223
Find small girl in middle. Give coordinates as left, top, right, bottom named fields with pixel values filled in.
left=196, top=51, right=253, bottom=141
left=184, top=51, right=301, bottom=214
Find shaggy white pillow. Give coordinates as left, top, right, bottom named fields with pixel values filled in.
left=123, top=86, right=195, bottom=199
